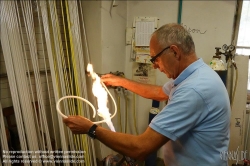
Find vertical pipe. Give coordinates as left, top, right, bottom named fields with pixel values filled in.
left=145, top=100, right=160, bottom=166
left=178, top=0, right=183, bottom=24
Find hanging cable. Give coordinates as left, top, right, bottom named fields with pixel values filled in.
left=68, top=2, right=87, bottom=157
left=7, top=1, right=40, bottom=156
left=60, top=0, right=75, bottom=115
left=123, top=89, right=128, bottom=133
left=0, top=102, right=11, bottom=166
left=133, top=93, right=138, bottom=135
left=0, top=2, right=30, bottom=155
left=66, top=1, right=99, bottom=165
left=231, top=62, right=238, bottom=108
left=40, top=1, right=69, bottom=158
left=17, top=0, right=45, bottom=152
left=116, top=89, right=123, bottom=132
left=60, top=1, right=79, bottom=161
left=2, top=1, right=101, bottom=166
left=20, top=0, right=54, bottom=155
left=79, top=1, right=101, bottom=162
left=36, top=0, right=58, bottom=150
left=1, top=2, right=39, bottom=165
left=65, top=1, right=90, bottom=165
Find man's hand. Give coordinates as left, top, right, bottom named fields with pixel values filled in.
left=101, top=74, right=124, bottom=87
left=63, top=116, right=93, bottom=134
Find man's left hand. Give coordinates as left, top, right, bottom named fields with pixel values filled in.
left=63, top=116, right=93, bottom=134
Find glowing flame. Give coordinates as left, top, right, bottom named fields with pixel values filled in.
left=87, top=64, right=115, bottom=132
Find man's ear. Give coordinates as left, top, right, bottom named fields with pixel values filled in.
left=171, top=45, right=181, bottom=60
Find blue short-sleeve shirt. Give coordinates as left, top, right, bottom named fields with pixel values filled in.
left=149, top=58, right=230, bottom=166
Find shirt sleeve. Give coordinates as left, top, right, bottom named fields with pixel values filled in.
left=149, top=87, right=205, bottom=141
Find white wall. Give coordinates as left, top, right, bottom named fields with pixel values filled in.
left=82, top=1, right=128, bottom=160
left=181, top=1, right=236, bottom=63
left=101, top=1, right=127, bottom=73
left=81, top=1, right=102, bottom=73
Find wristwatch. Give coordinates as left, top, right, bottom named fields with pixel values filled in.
left=87, top=124, right=98, bottom=139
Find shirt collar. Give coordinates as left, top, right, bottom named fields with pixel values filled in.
left=173, top=58, right=204, bottom=86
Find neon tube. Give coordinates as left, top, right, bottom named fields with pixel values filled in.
left=56, top=82, right=117, bottom=124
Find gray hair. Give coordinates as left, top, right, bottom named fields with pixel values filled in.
left=153, top=23, right=195, bottom=54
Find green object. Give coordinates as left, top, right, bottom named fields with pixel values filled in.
left=178, top=0, right=183, bottom=24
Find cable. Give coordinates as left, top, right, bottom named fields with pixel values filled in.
left=78, top=1, right=98, bottom=164
left=40, top=1, right=68, bottom=159
left=60, top=1, right=79, bottom=160
left=21, top=0, right=54, bottom=154
left=10, top=0, right=40, bottom=154
left=231, top=68, right=238, bottom=108
left=228, top=58, right=238, bottom=108
left=0, top=102, right=11, bottom=166
left=36, top=0, right=58, bottom=150
left=116, top=90, right=122, bottom=132
left=123, top=89, right=128, bottom=133
left=63, top=1, right=82, bottom=161
left=23, top=0, right=48, bottom=154
left=0, top=2, right=29, bottom=152
left=133, top=93, right=139, bottom=135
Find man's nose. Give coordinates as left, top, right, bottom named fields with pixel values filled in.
left=153, top=63, right=158, bottom=69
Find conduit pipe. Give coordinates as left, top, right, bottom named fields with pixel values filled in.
left=17, top=1, right=45, bottom=152
left=39, top=1, right=69, bottom=160
left=60, top=1, right=78, bottom=160
left=0, top=102, right=11, bottom=166
left=56, top=82, right=117, bottom=125
left=20, top=0, right=53, bottom=154
left=178, top=0, right=183, bottom=24
left=0, top=3, right=30, bottom=156
left=5, top=1, right=40, bottom=158
left=36, top=0, right=59, bottom=150
left=66, top=2, right=93, bottom=165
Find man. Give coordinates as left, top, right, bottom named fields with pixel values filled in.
left=63, top=23, right=230, bottom=165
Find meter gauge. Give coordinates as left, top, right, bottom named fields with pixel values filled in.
left=222, top=44, right=228, bottom=51
left=228, top=45, right=235, bottom=51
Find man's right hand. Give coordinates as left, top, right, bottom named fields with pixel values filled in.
left=101, top=74, right=125, bottom=87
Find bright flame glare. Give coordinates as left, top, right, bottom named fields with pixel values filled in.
left=87, top=63, right=115, bottom=131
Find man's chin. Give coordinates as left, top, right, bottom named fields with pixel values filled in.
left=164, top=73, right=171, bottom=78
left=166, top=76, right=172, bottom=79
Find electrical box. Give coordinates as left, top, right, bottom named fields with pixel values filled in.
left=126, top=27, right=133, bottom=45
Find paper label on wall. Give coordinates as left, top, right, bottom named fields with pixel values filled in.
left=135, top=21, right=155, bottom=46
left=132, top=63, right=155, bottom=84
left=134, top=47, right=151, bottom=64
left=135, top=54, right=151, bottom=64
left=133, top=17, right=158, bottom=46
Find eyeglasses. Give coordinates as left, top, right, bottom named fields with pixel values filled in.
left=150, top=46, right=170, bottom=64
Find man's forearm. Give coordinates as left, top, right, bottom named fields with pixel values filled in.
left=121, top=79, right=168, bottom=101
left=63, top=116, right=169, bottom=160
left=95, top=126, right=168, bottom=160
left=95, top=127, right=145, bottom=159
